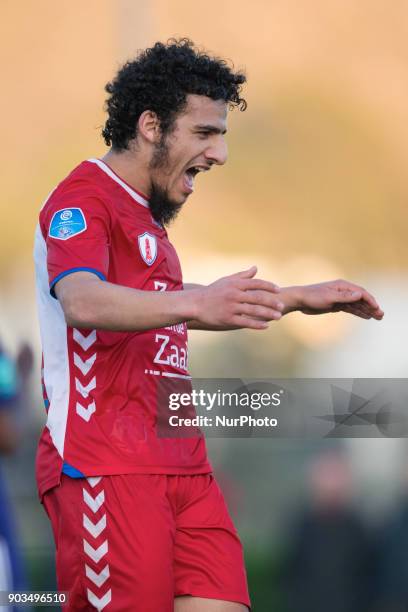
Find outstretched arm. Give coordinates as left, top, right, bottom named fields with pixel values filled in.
left=185, top=278, right=384, bottom=330
left=55, top=266, right=283, bottom=332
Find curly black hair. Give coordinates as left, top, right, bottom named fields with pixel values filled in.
left=102, top=38, right=247, bottom=151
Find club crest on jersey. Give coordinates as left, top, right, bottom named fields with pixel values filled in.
left=138, top=232, right=157, bottom=266
left=49, top=208, right=87, bottom=241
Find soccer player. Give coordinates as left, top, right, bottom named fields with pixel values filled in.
left=34, top=39, right=383, bottom=612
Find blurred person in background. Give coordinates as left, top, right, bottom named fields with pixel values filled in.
left=284, top=450, right=375, bottom=612
left=375, top=470, right=408, bottom=612
left=0, top=341, right=31, bottom=610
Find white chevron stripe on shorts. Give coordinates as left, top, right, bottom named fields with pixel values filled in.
left=83, top=539, right=108, bottom=564
left=87, top=587, right=111, bottom=611
left=83, top=488, right=105, bottom=513
left=87, top=476, right=102, bottom=488
left=86, top=564, right=110, bottom=588
left=83, top=513, right=106, bottom=538
left=82, top=481, right=111, bottom=609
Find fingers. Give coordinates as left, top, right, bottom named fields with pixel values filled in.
left=352, top=288, right=381, bottom=312
left=352, top=299, right=384, bottom=319
left=340, top=304, right=372, bottom=320
left=205, top=269, right=283, bottom=330
left=221, top=267, right=281, bottom=293
left=238, top=277, right=281, bottom=294
left=359, top=296, right=384, bottom=318
left=244, top=289, right=284, bottom=311
left=333, top=281, right=382, bottom=311
left=360, top=289, right=379, bottom=310
left=228, top=285, right=285, bottom=324
left=337, top=301, right=384, bottom=320
left=343, top=297, right=384, bottom=319
left=356, top=305, right=383, bottom=320
left=231, top=315, right=269, bottom=330
left=330, top=284, right=383, bottom=318
left=232, top=266, right=258, bottom=280
left=239, top=302, right=283, bottom=321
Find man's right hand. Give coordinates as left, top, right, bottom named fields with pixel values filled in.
left=193, top=266, right=283, bottom=330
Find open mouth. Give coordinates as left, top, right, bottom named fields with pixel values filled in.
left=183, top=165, right=210, bottom=193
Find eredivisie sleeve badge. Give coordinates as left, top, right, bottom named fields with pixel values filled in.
left=48, top=208, right=87, bottom=240
left=138, top=232, right=157, bottom=266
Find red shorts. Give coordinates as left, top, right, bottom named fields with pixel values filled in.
left=43, top=473, right=250, bottom=611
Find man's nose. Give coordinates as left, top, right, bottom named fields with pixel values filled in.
left=204, top=139, right=228, bottom=166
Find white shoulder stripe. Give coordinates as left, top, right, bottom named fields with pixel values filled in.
left=87, top=158, right=149, bottom=208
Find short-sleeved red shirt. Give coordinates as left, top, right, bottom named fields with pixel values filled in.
left=34, top=159, right=210, bottom=499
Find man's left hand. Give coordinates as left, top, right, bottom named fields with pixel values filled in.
left=282, top=280, right=384, bottom=320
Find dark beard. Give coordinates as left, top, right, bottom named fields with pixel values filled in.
left=149, top=181, right=183, bottom=227
left=148, top=133, right=183, bottom=227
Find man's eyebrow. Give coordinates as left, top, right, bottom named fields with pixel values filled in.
left=194, top=124, right=227, bottom=135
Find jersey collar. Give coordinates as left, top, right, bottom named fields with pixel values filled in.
left=87, top=158, right=149, bottom=208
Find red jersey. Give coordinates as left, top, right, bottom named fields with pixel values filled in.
left=34, top=159, right=210, bottom=499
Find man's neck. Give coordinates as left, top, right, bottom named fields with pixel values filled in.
left=101, top=149, right=151, bottom=198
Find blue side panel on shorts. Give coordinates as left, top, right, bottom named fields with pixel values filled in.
left=62, top=462, right=85, bottom=478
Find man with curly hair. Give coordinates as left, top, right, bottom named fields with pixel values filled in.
left=34, top=39, right=383, bottom=611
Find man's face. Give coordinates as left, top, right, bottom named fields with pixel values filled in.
left=148, top=94, right=228, bottom=225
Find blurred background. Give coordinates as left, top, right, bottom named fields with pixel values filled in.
left=1, top=0, right=407, bottom=609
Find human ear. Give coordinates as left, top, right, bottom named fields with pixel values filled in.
left=137, top=110, right=160, bottom=144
